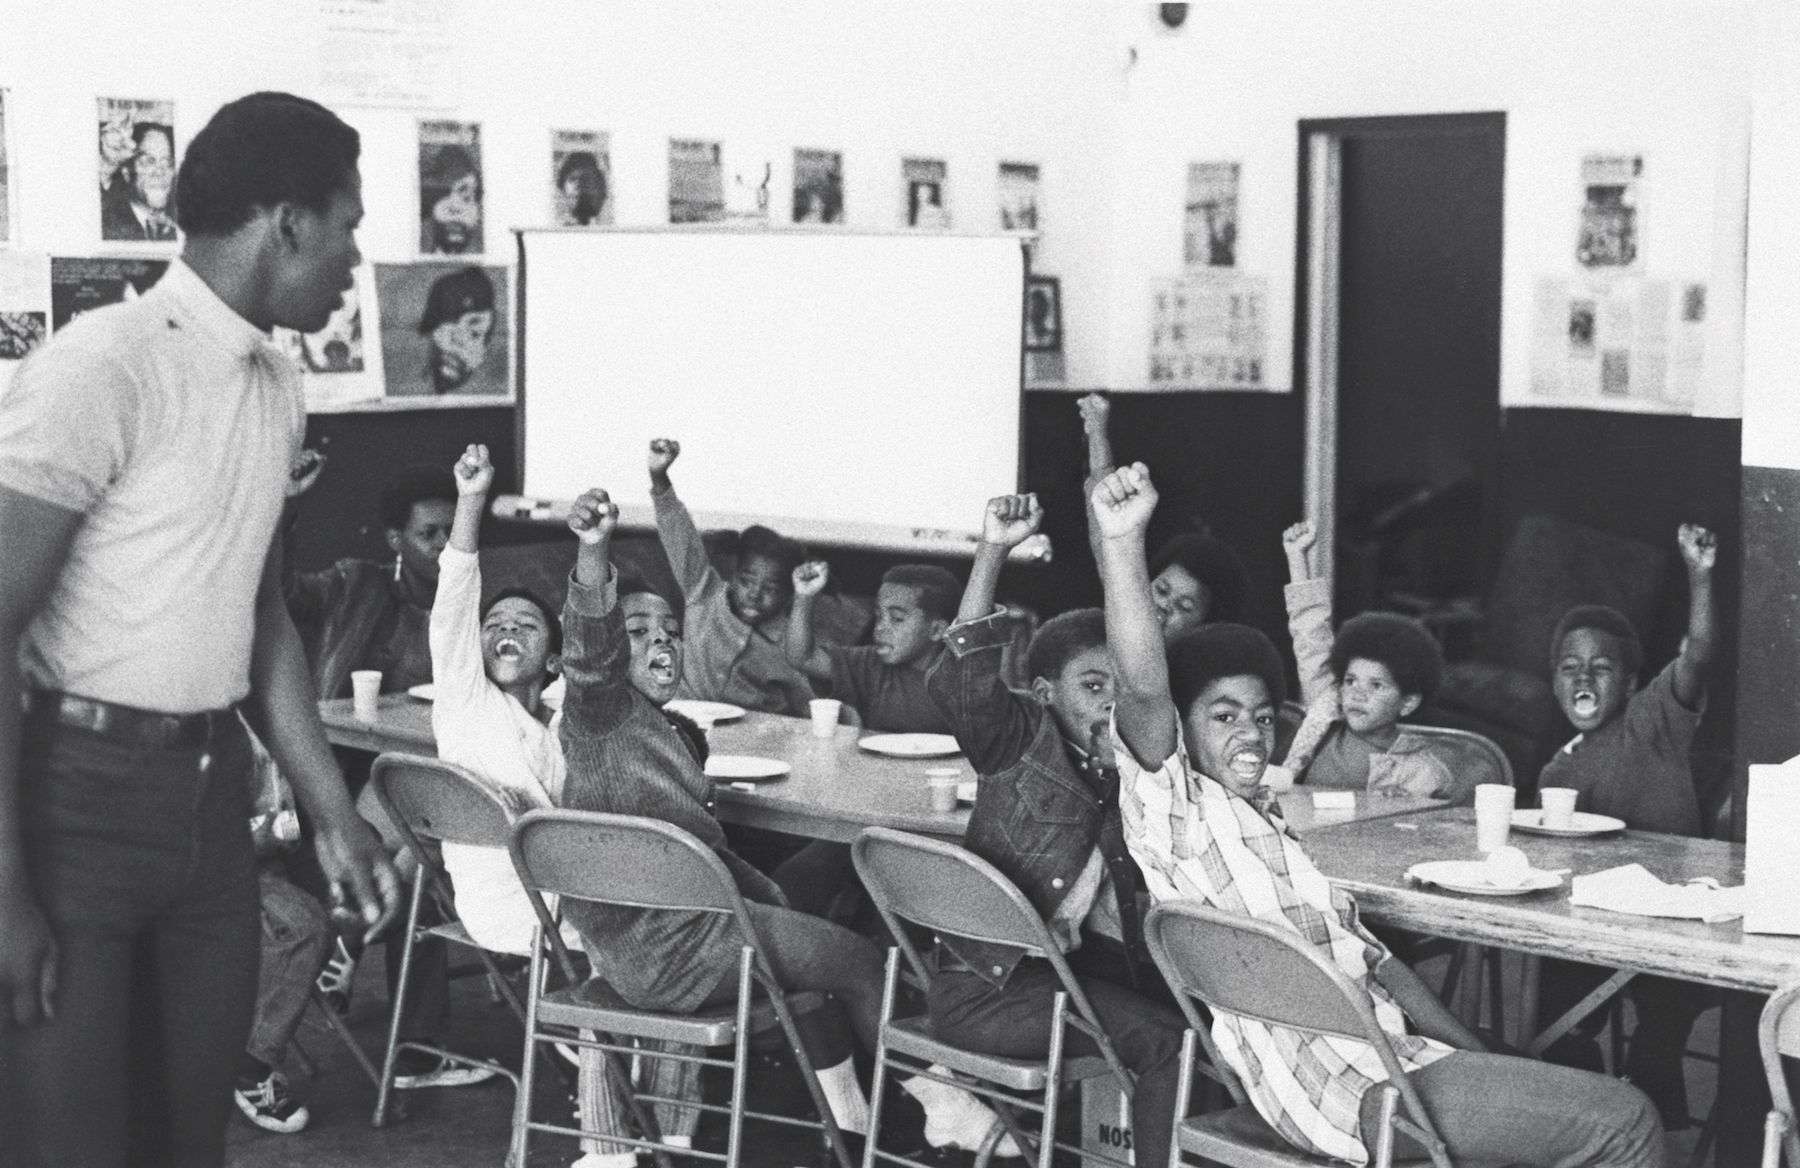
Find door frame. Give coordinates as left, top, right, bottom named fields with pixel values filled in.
left=1292, top=111, right=1507, bottom=585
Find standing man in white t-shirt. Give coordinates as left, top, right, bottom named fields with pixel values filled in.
left=0, top=92, right=401, bottom=1168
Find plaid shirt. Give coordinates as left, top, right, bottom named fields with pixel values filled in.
left=1116, top=726, right=1449, bottom=1165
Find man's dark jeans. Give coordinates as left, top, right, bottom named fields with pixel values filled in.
left=0, top=713, right=259, bottom=1168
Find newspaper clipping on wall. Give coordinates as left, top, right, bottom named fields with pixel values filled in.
left=0, top=251, right=50, bottom=395
left=551, top=130, right=611, bottom=226
left=903, top=157, right=949, bottom=230
left=1184, top=162, right=1239, bottom=268
left=1148, top=271, right=1268, bottom=390
left=0, top=89, right=13, bottom=245
left=1576, top=153, right=1642, bottom=270
left=793, top=148, right=844, bottom=224
left=272, top=265, right=387, bottom=413
left=50, top=257, right=167, bottom=331
left=668, top=138, right=725, bottom=224
left=418, top=119, right=483, bottom=256
left=98, top=98, right=178, bottom=244
left=1529, top=274, right=1706, bottom=411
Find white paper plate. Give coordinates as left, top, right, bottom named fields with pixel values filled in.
left=664, top=699, right=747, bottom=725
left=1407, top=860, right=1563, bottom=897
left=703, top=754, right=791, bottom=782
left=857, top=733, right=961, bottom=759
left=1510, top=810, right=1627, bottom=837
left=406, top=683, right=437, bottom=701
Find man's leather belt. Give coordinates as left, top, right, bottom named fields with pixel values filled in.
left=25, top=691, right=235, bottom=750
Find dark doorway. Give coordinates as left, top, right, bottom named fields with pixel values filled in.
left=1299, top=113, right=1506, bottom=623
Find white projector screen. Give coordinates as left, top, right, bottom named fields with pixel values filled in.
left=514, top=227, right=1030, bottom=557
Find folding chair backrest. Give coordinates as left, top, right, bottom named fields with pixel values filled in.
left=372, top=752, right=515, bottom=850
left=1402, top=723, right=1514, bottom=801
left=1145, top=900, right=1384, bottom=1044
left=1761, top=980, right=1800, bottom=1115
left=510, top=808, right=741, bottom=917
left=852, top=827, right=1052, bottom=956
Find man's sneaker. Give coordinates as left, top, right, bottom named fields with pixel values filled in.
left=392, top=1047, right=502, bottom=1090
left=315, top=934, right=360, bottom=1015
left=234, top=1070, right=310, bottom=1134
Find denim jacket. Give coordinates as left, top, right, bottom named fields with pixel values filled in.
left=926, top=609, right=1113, bottom=988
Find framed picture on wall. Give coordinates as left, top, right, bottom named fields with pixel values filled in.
left=97, top=97, right=178, bottom=244
left=372, top=261, right=512, bottom=408
left=1023, top=275, right=1061, bottom=353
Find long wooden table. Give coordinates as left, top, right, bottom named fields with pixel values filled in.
left=318, top=697, right=1440, bottom=842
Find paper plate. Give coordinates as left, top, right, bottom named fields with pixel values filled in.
left=406, top=683, right=437, bottom=701
left=664, top=699, right=747, bottom=725
left=703, top=754, right=791, bottom=782
left=857, top=733, right=961, bottom=759
left=1510, top=810, right=1627, bottom=837
left=956, top=781, right=979, bottom=804
left=1407, top=860, right=1563, bottom=897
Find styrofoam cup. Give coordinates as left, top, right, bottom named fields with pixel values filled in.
left=927, top=773, right=959, bottom=812
left=1474, top=783, right=1515, bottom=853
left=808, top=699, right=841, bottom=738
left=351, top=670, right=383, bottom=721
left=1540, top=787, right=1578, bottom=830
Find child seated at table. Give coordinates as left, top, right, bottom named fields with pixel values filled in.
left=1279, top=519, right=1488, bottom=801
left=648, top=437, right=814, bottom=715
left=556, top=486, right=1015, bottom=1158
left=1079, top=392, right=1248, bottom=639
left=784, top=560, right=957, bottom=733
left=1091, top=461, right=1665, bottom=1168
left=435, top=444, right=696, bottom=1167
left=920, top=490, right=1190, bottom=1168
left=1534, top=522, right=1719, bottom=1127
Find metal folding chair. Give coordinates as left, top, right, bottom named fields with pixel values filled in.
left=367, top=752, right=529, bottom=1127
left=508, top=808, right=854, bottom=1168
left=1760, top=979, right=1800, bottom=1168
left=1145, top=900, right=1454, bottom=1168
left=851, top=826, right=1144, bottom=1168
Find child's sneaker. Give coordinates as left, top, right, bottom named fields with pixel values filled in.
left=233, top=1069, right=310, bottom=1134
left=392, top=1048, right=502, bottom=1089
left=315, top=934, right=360, bottom=1014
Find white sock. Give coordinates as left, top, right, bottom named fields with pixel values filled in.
left=902, top=1067, right=1021, bottom=1157
left=660, top=1134, right=693, bottom=1149
left=815, top=1056, right=871, bottom=1135
left=569, top=1154, right=635, bottom=1168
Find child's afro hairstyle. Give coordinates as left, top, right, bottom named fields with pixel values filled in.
left=617, top=569, right=682, bottom=618
left=1550, top=604, right=1643, bottom=677
left=378, top=463, right=457, bottom=531
left=880, top=564, right=961, bottom=624
left=483, top=587, right=563, bottom=655
left=1150, top=532, right=1249, bottom=623
left=737, top=525, right=805, bottom=578
left=1167, top=622, right=1287, bottom=715
left=1025, top=607, right=1107, bottom=684
left=1328, top=611, right=1444, bottom=704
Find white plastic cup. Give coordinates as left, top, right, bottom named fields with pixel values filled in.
left=1540, top=787, right=1579, bottom=830
left=1473, top=783, right=1515, bottom=853
left=808, top=699, right=842, bottom=738
left=927, top=773, right=959, bottom=813
left=351, top=670, right=383, bottom=721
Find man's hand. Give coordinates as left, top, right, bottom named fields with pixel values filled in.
left=0, top=892, right=58, bottom=1026
left=288, top=447, right=327, bottom=496
left=452, top=443, right=494, bottom=497
left=647, top=438, right=681, bottom=477
left=982, top=493, right=1043, bottom=549
left=792, top=560, right=829, bottom=599
left=1077, top=393, right=1111, bottom=436
left=1678, top=523, right=1716, bottom=579
left=567, top=488, right=618, bottom=545
left=1089, top=463, right=1157, bottom=541
left=313, top=818, right=402, bottom=944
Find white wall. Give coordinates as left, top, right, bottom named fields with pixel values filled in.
left=0, top=0, right=1122, bottom=384
left=1100, top=1, right=1755, bottom=412
left=1741, top=0, right=1800, bottom=469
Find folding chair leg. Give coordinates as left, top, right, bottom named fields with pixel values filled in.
left=862, top=951, right=901, bottom=1168
left=1036, top=993, right=1067, bottom=1168
left=374, top=871, right=428, bottom=1127
left=761, top=969, right=853, bottom=1168
left=310, top=989, right=382, bottom=1088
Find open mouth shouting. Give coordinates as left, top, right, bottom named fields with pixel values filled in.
left=646, top=645, right=678, bottom=688
left=1225, top=745, right=1267, bottom=784
left=1569, top=688, right=1599, bottom=720
left=493, top=637, right=524, bottom=661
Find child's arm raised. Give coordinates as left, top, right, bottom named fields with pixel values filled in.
left=783, top=560, right=833, bottom=681
left=1092, top=464, right=1179, bottom=767
left=430, top=445, right=496, bottom=709
left=1282, top=520, right=1337, bottom=708
left=1672, top=523, right=1717, bottom=708
left=560, top=488, right=635, bottom=738
left=1079, top=393, right=1114, bottom=565
left=926, top=494, right=1044, bottom=776
left=447, top=443, right=492, bottom=554
left=645, top=438, right=721, bottom=605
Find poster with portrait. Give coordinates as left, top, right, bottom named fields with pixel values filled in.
left=272, top=264, right=388, bottom=412
left=98, top=97, right=178, bottom=244
left=902, top=157, right=949, bottom=230
left=1184, top=162, right=1239, bottom=268
left=374, top=262, right=511, bottom=406
left=0, top=89, right=13, bottom=244
left=1528, top=274, right=1702, bottom=412
left=50, top=257, right=168, bottom=332
left=1577, top=153, right=1642, bottom=270
left=793, top=148, right=844, bottom=224
left=0, top=252, right=49, bottom=396
left=997, top=162, right=1040, bottom=234
left=1147, top=271, right=1268, bottom=390
left=418, top=119, right=483, bottom=256
left=551, top=130, right=611, bottom=226
left=668, top=138, right=724, bottom=224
